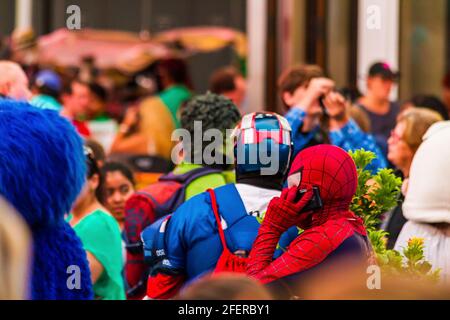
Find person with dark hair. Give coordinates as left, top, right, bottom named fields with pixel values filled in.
left=209, top=66, right=246, bottom=109
left=157, top=58, right=193, bottom=93
left=85, top=138, right=106, bottom=168
left=338, top=86, right=363, bottom=104
left=86, top=82, right=118, bottom=152
left=30, top=69, right=63, bottom=112
left=101, top=162, right=135, bottom=230
left=357, top=62, right=401, bottom=156
left=124, top=93, right=240, bottom=299
left=68, top=147, right=125, bottom=300
left=111, top=58, right=192, bottom=159
left=177, top=93, right=240, bottom=171
left=86, top=82, right=109, bottom=120
left=279, top=64, right=387, bottom=173
left=61, top=79, right=92, bottom=138
left=402, top=94, right=449, bottom=120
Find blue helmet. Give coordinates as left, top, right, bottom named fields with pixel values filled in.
left=232, top=112, right=293, bottom=178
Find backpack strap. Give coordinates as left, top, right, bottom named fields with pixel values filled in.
left=159, top=167, right=222, bottom=184
left=154, top=167, right=223, bottom=219
left=141, top=215, right=181, bottom=276
left=141, top=216, right=171, bottom=266
left=207, top=188, right=230, bottom=253
left=134, top=190, right=160, bottom=205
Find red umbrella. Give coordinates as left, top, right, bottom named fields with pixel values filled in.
left=38, top=28, right=173, bottom=72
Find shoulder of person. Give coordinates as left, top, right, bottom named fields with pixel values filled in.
left=82, top=210, right=117, bottom=229
left=172, top=184, right=233, bottom=223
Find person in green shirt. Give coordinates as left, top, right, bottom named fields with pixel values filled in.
left=172, top=92, right=241, bottom=195
left=124, top=93, right=241, bottom=299
left=171, top=161, right=234, bottom=201
left=110, top=58, right=192, bottom=159
left=30, top=69, right=63, bottom=112
left=68, top=147, right=125, bottom=300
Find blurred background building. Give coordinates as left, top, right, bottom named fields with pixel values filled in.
left=0, top=0, right=449, bottom=112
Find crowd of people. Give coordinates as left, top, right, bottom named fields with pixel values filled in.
left=0, top=48, right=449, bottom=300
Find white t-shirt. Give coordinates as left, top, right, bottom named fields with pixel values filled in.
left=235, top=183, right=281, bottom=219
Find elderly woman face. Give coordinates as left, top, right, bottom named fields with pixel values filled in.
left=387, top=121, right=415, bottom=174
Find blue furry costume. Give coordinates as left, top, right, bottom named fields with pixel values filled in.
left=0, top=99, right=93, bottom=300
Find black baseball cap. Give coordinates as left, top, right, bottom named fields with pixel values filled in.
left=368, top=62, right=399, bottom=80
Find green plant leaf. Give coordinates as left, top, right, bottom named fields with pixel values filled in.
left=349, top=149, right=440, bottom=283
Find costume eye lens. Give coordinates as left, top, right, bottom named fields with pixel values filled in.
left=287, top=171, right=302, bottom=188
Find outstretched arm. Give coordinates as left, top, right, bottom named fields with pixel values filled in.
left=324, top=93, right=387, bottom=173
left=329, top=119, right=388, bottom=173
left=285, top=108, right=320, bottom=156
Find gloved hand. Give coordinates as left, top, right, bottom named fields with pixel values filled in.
left=262, top=185, right=315, bottom=233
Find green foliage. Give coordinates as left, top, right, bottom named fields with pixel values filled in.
left=255, top=213, right=264, bottom=225
left=349, top=149, right=441, bottom=282
left=349, top=149, right=402, bottom=231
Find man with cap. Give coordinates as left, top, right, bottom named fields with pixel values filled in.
left=358, top=62, right=401, bottom=156
left=30, top=69, right=63, bottom=112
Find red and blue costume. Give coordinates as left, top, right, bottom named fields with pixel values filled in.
left=247, top=145, right=371, bottom=294
left=143, top=112, right=296, bottom=299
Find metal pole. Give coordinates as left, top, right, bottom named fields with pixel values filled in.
left=357, top=0, right=400, bottom=99
left=15, top=0, right=33, bottom=29
left=246, top=0, right=268, bottom=112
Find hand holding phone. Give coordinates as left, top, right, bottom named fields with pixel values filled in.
left=294, top=186, right=323, bottom=213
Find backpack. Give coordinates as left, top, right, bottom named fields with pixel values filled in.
left=207, top=189, right=249, bottom=274
left=124, top=166, right=222, bottom=298
left=139, top=188, right=249, bottom=299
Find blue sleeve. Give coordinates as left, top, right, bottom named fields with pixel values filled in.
left=329, top=119, right=388, bottom=173
left=274, top=226, right=300, bottom=258
left=162, top=193, right=212, bottom=273
left=163, top=207, right=188, bottom=271
left=285, top=108, right=319, bottom=156
left=141, top=212, right=187, bottom=275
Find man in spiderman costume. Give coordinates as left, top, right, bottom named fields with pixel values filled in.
left=247, top=144, right=372, bottom=298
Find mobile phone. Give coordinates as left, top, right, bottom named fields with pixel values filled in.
left=319, top=95, right=329, bottom=117
left=295, top=186, right=323, bottom=213
left=319, top=95, right=326, bottom=110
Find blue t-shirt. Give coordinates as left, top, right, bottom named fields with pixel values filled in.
left=357, top=102, right=400, bottom=157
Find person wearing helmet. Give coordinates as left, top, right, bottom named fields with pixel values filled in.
left=143, top=112, right=298, bottom=300
left=246, top=145, right=371, bottom=299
